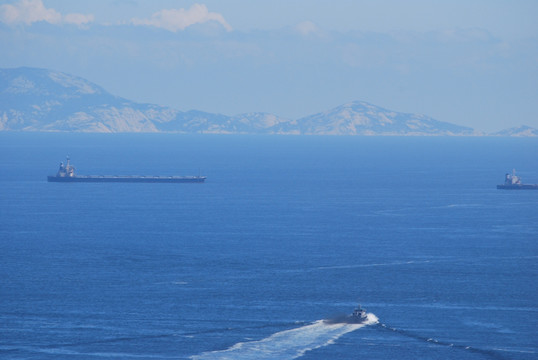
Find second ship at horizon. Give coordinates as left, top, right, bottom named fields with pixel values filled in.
left=47, top=157, right=206, bottom=183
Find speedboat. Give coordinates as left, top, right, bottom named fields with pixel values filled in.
left=324, top=303, right=368, bottom=324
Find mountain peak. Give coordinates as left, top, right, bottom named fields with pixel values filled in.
left=1, top=67, right=106, bottom=98
left=47, top=70, right=102, bottom=95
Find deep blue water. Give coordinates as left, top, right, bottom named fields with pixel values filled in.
left=0, top=133, right=537, bottom=360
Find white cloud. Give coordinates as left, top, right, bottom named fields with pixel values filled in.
left=295, top=21, right=318, bottom=36
left=130, top=3, right=232, bottom=32
left=0, top=0, right=94, bottom=26
left=63, top=13, right=94, bottom=26
left=295, top=21, right=328, bottom=39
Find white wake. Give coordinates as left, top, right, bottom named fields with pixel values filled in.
left=191, top=313, right=378, bottom=360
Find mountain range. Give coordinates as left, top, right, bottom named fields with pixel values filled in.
left=0, top=67, right=534, bottom=136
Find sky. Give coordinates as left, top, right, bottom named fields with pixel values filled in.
left=1, top=0, right=537, bottom=132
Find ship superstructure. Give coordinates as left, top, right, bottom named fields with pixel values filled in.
left=497, top=170, right=538, bottom=190
left=55, top=156, right=76, bottom=178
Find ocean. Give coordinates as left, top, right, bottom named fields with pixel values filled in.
left=0, top=133, right=537, bottom=360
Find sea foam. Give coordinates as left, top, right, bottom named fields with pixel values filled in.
left=192, top=313, right=378, bottom=360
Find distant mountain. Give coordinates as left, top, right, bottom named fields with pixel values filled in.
left=1, top=67, right=476, bottom=135
left=0, top=67, right=172, bottom=132
left=491, top=125, right=538, bottom=137
left=295, top=101, right=475, bottom=135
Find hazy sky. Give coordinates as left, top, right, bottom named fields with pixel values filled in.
left=1, top=0, right=537, bottom=132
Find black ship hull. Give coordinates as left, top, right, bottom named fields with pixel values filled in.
left=47, top=175, right=206, bottom=183
left=497, top=184, right=538, bottom=190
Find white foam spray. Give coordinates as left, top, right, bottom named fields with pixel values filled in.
left=191, top=313, right=378, bottom=360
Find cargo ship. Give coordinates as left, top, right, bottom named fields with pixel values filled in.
left=47, top=157, right=206, bottom=183
left=497, top=170, right=538, bottom=190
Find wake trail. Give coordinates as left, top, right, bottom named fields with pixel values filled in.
left=6, top=321, right=306, bottom=351
left=191, top=313, right=378, bottom=360
left=376, top=322, right=510, bottom=360
left=0, top=322, right=308, bottom=358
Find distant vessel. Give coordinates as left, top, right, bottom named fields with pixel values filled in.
left=324, top=303, right=368, bottom=324
left=497, top=170, right=538, bottom=190
left=47, top=157, right=206, bottom=183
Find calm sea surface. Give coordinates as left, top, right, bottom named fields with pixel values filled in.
left=0, top=133, right=537, bottom=360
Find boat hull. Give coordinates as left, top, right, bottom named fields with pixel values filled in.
left=47, top=175, right=206, bottom=183
left=497, top=184, right=538, bottom=190
left=323, top=315, right=368, bottom=325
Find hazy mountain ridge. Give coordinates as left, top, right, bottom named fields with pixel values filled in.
left=491, top=125, right=538, bottom=137
left=0, top=67, right=534, bottom=136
